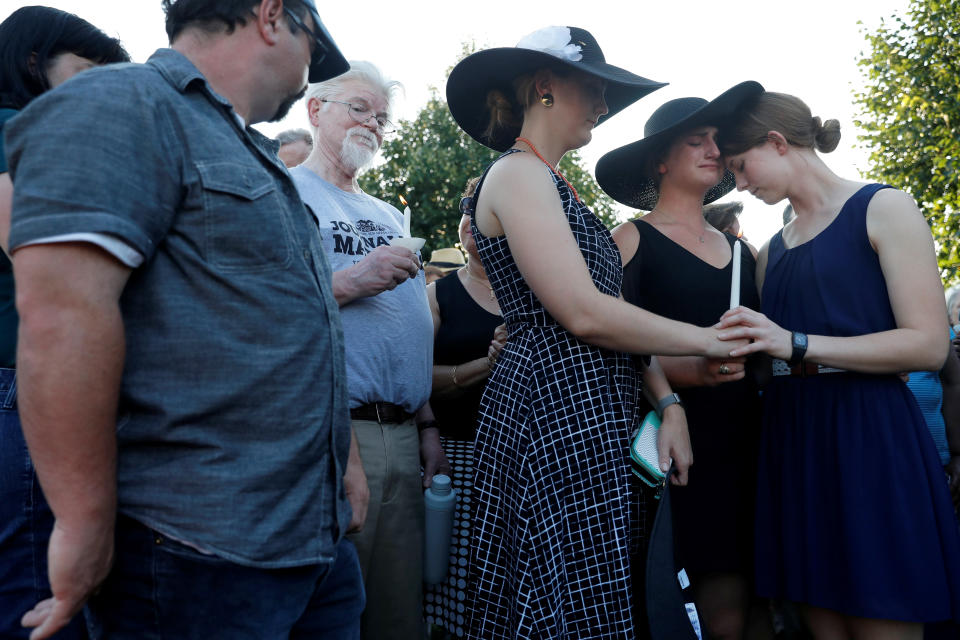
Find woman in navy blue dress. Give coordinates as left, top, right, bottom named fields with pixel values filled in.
left=717, top=91, right=960, bottom=639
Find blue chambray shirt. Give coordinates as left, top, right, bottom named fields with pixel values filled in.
left=5, top=49, right=351, bottom=568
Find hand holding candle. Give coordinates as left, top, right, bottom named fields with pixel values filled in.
left=729, top=236, right=742, bottom=309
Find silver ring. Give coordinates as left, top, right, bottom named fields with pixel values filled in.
left=718, top=363, right=731, bottom=375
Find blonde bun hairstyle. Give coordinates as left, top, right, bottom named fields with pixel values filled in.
left=719, top=91, right=841, bottom=156
left=481, top=67, right=570, bottom=143
left=482, top=88, right=522, bottom=142
left=811, top=116, right=841, bottom=153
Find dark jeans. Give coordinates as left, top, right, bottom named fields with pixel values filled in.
left=0, top=368, right=87, bottom=639
left=86, top=515, right=364, bottom=639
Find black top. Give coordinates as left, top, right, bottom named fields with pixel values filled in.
left=430, top=271, right=502, bottom=440
left=622, top=218, right=762, bottom=578
left=622, top=219, right=760, bottom=327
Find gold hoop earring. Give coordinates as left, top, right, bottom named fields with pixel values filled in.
left=540, top=93, right=554, bottom=108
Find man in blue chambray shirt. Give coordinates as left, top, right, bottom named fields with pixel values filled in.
left=4, top=1, right=362, bottom=638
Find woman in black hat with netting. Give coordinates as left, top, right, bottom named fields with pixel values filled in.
left=446, top=27, right=748, bottom=639
left=596, top=82, right=769, bottom=640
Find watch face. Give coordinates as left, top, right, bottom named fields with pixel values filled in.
left=794, top=333, right=808, bottom=349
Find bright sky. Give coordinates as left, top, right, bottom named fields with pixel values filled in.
left=3, top=0, right=908, bottom=246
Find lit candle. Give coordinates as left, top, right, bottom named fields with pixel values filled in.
left=390, top=194, right=425, bottom=252
left=729, top=237, right=742, bottom=309
left=398, top=195, right=411, bottom=238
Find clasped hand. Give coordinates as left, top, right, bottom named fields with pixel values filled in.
left=715, top=306, right=793, bottom=361
left=488, top=324, right=507, bottom=368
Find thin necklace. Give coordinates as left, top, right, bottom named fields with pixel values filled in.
left=463, top=267, right=496, bottom=301
left=514, top=137, right=581, bottom=203
left=653, top=207, right=707, bottom=243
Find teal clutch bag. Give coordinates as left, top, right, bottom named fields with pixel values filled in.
left=630, top=410, right=667, bottom=488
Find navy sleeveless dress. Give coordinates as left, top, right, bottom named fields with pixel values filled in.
left=757, top=183, right=960, bottom=621
left=467, top=150, right=641, bottom=639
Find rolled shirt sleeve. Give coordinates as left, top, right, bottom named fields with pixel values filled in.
left=6, top=66, right=181, bottom=259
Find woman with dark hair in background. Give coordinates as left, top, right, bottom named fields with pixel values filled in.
left=596, top=82, right=769, bottom=640
left=703, top=200, right=744, bottom=238
left=0, top=7, right=129, bottom=638
left=717, top=91, right=960, bottom=640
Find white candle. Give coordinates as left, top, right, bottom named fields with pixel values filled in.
left=729, top=239, right=741, bottom=309
left=403, top=205, right=411, bottom=238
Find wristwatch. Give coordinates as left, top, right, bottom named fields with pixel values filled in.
left=789, top=331, right=808, bottom=366
left=656, top=393, right=683, bottom=416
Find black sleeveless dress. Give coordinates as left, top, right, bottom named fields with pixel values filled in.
left=431, top=271, right=502, bottom=441
left=622, top=219, right=762, bottom=580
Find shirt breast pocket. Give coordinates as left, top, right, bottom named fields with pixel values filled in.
left=196, top=161, right=293, bottom=272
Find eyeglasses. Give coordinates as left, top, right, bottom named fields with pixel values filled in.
left=282, top=6, right=328, bottom=72
left=320, top=99, right=396, bottom=135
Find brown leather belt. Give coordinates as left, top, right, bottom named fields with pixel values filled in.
left=772, top=359, right=846, bottom=377
left=350, top=402, right=414, bottom=424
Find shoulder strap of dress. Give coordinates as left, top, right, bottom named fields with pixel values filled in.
left=434, top=269, right=459, bottom=316
left=864, top=183, right=894, bottom=198
left=460, top=149, right=524, bottom=220
left=626, top=218, right=646, bottom=272
left=848, top=183, right=894, bottom=213
left=764, top=229, right=786, bottom=275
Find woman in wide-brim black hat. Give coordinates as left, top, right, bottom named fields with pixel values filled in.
left=599, top=81, right=769, bottom=640
left=445, top=27, right=748, bottom=640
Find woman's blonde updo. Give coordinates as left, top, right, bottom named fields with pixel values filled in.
left=719, top=91, right=841, bottom=156
left=811, top=115, right=842, bottom=153
left=481, top=67, right=570, bottom=142
left=482, top=87, right=523, bottom=142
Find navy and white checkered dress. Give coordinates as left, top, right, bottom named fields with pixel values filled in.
left=467, top=150, right=641, bottom=639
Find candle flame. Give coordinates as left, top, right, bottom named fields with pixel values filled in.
left=737, top=229, right=743, bottom=239
left=398, top=195, right=408, bottom=207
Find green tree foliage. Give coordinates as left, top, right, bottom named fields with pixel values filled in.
left=853, top=0, right=960, bottom=280
left=358, top=89, right=622, bottom=258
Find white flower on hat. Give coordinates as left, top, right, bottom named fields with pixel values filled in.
left=516, top=26, right=582, bottom=62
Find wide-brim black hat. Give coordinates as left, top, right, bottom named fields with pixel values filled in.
left=446, top=26, right=667, bottom=152
left=302, top=0, right=349, bottom=82
left=595, top=81, right=764, bottom=210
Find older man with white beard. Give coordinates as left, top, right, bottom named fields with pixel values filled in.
left=290, top=61, right=448, bottom=640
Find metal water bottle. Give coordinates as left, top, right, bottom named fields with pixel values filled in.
left=423, top=474, right=457, bottom=584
